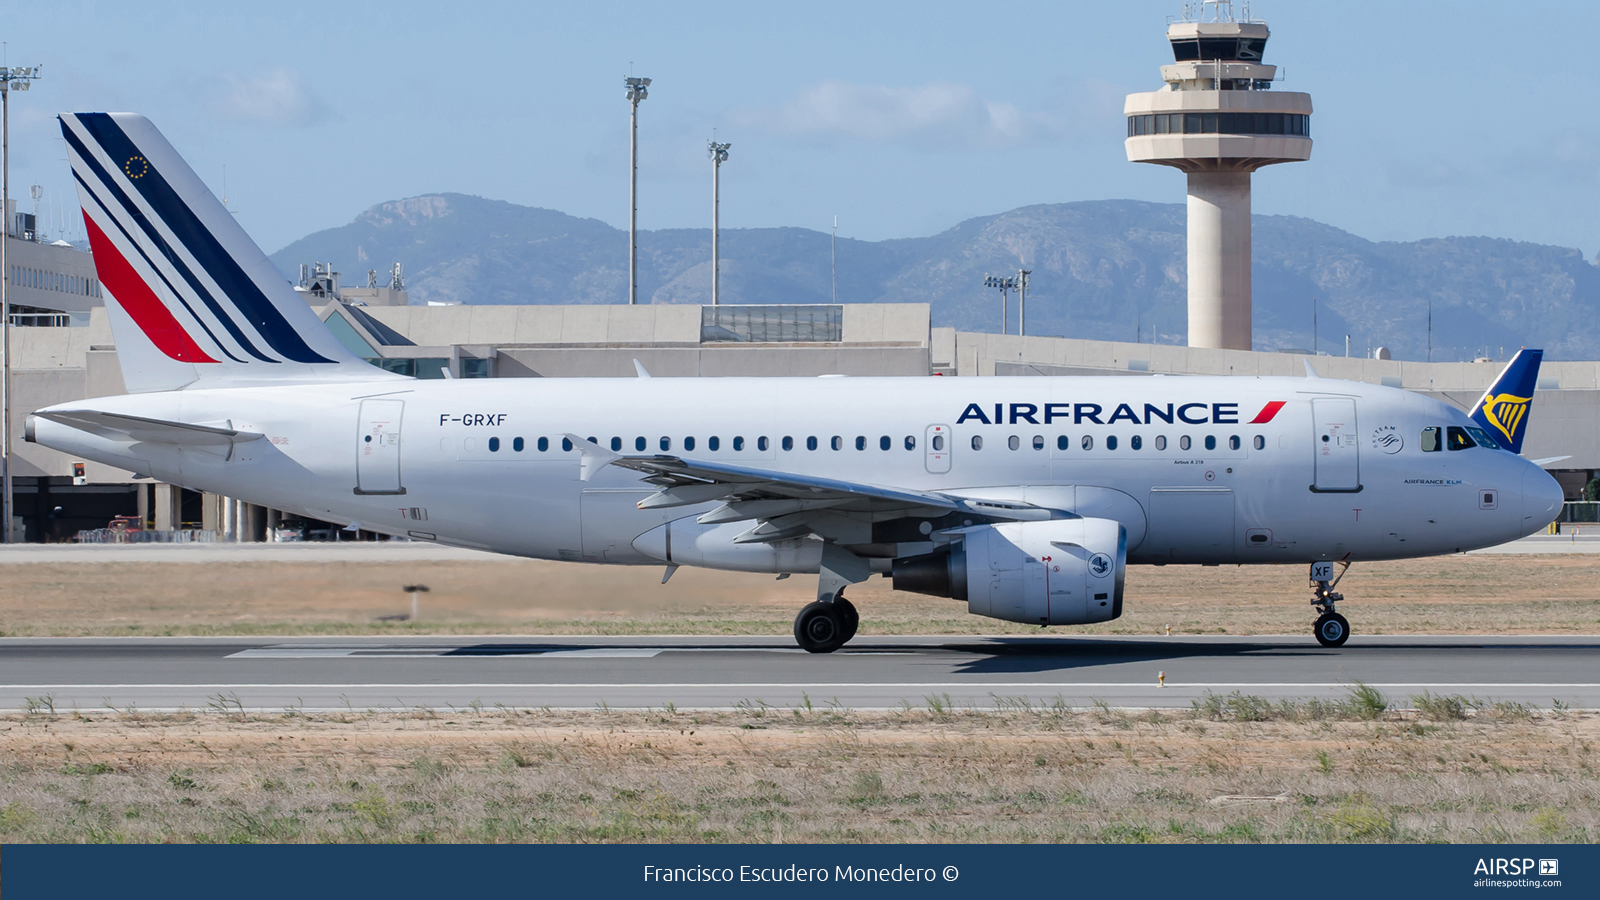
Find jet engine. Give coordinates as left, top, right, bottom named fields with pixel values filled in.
left=892, top=518, right=1126, bottom=626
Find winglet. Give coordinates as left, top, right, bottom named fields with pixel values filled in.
left=1470, top=349, right=1543, bottom=454
left=1303, top=359, right=1320, bottom=379
left=563, top=434, right=622, bottom=481
left=633, top=359, right=651, bottom=378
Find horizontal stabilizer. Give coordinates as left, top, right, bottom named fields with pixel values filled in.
left=33, top=409, right=264, bottom=447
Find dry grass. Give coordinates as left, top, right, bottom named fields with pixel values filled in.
left=0, top=553, right=1596, bottom=637
left=0, top=699, right=1596, bottom=843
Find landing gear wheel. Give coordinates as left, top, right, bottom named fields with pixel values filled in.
left=794, top=601, right=847, bottom=654
left=1314, top=613, right=1350, bottom=648
left=835, top=597, right=859, bottom=643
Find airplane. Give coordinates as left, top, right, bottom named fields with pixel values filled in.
left=28, top=113, right=1566, bottom=653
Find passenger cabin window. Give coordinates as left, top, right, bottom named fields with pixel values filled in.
left=610, top=437, right=622, bottom=451
left=1082, top=435, right=1094, bottom=450
left=855, top=436, right=866, bottom=450
left=489, top=437, right=500, bottom=452
left=1420, top=427, right=1441, bottom=452
left=905, top=436, right=916, bottom=450
left=1106, top=436, right=1119, bottom=451
left=1008, top=435, right=1020, bottom=451
left=1253, top=435, right=1265, bottom=451
left=782, top=436, right=794, bottom=451
left=1447, top=426, right=1475, bottom=451
left=562, top=438, right=573, bottom=452
left=709, top=436, right=720, bottom=451
left=758, top=437, right=770, bottom=451
left=538, top=437, right=549, bottom=452
left=1130, top=435, right=1142, bottom=450
left=1228, top=435, right=1241, bottom=451
left=972, top=435, right=983, bottom=450
left=1032, top=435, right=1044, bottom=450
left=933, top=434, right=945, bottom=451
left=636, top=436, right=647, bottom=451
left=880, top=436, right=891, bottom=451
left=513, top=437, right=525, bottom=452
left=660, top=436, right=672, bottom=451
left=1155, top=435, right=1167, bottom=450
left=733, top=436, right=745, bottom=451
left=1204, top=435, right=1217, bottom=451
left=831, top=436, right=842, bottom=451
left=1057, top=435, right=1069, bottom=450
left=806, top=436, right=818, bottom=451
left=1179, top=435, right=1191, bottom=451
left=684, top=437, right=696, bottom=451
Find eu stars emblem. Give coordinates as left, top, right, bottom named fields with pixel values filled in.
left=124, top=155, right=149, bottom=179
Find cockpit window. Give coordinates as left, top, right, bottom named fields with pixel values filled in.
left=1466, top=426, right=1502, bottom=450
left=1420, top=427, right=1441, bottom=452
left=1446, top=426, right=1476, bottom=450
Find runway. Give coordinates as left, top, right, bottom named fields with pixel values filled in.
left=3, top=634, right=1599, bottom=711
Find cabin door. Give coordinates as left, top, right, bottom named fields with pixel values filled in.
left=355, top=399, right=406, bottom=495
left=1312, top=398, right=1361, bottom=491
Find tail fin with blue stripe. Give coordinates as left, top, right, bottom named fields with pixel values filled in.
left=1470, top=348, right=1542, bottom=454
left=60, top=112, right=401, bottom=393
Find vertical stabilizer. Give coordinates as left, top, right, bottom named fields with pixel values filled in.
left=59, top=112, right=403, bottom=392
left=1470, top=349, right=1542, bottom=454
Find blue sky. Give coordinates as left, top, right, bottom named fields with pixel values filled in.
left=5, top=1, right=1597, bottom=257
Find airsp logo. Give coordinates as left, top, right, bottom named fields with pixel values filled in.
left=1088, top=553, right=1113, bottom=577
left=1370, top=425, right=1403, bottom=454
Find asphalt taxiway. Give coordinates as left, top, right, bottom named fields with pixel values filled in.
left=2, top=634, right=1597, bottom=711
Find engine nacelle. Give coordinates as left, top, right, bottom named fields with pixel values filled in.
left=893, top=518, right=1126, bottom=626
left=632, top=518, right=824, bottom=573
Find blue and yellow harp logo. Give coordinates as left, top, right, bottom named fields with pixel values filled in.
left=1479, top=392, right=1531, bottom=445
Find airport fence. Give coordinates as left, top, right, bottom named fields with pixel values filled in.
left=1558, top=502, right=1600, bottom=524
left=74, top=528, right=221, bottom=544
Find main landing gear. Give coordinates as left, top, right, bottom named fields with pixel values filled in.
left=794, top=594, right=859, bottom=654
left=1310, top=561, right=1352, bottom=648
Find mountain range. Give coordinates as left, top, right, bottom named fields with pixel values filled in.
left=269, top=194, right=1600, bottom=361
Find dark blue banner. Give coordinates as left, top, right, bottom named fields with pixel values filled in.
left=4, top=844, right=1594, bottom=898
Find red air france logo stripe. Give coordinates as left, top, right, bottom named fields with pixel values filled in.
left=1249, top=400, right=1287, bottom=424
left=82, top=211, right=217, bottom=363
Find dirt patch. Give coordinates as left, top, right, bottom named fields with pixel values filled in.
left=0, top=553, right=1595, bottom=636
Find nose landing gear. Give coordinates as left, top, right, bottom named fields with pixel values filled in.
left=1310, top=561, right=1352, bottom=647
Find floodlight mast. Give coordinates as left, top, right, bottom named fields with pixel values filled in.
left=983, top=273, right=1017, bottom=335
left=1016, top=269, right=1031, bottom=337
left=625, top=76, right=650, bottom=305
left=0, top=64, right=40, bottom=545
left=708, top=141, right=730, bottom=306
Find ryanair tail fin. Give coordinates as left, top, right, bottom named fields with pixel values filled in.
left=59, top=113, right=403, bottom=393
left=1470, top=348, right=1542, bottom=454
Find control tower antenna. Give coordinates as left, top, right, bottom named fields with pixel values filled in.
left=1125, top=3, right=1311, bottom=351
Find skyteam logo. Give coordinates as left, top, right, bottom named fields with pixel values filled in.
left=1370, top=425, right=1403, bottom=454
left=1479, top=392, right=1531, bottom=446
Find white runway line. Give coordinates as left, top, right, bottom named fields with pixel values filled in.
left=227, top=648, right=666, bottom=659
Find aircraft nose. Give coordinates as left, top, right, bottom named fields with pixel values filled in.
left=1521, top=465, right=1564, bottom=530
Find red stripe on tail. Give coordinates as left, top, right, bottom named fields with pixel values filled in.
left=82, top=211, right=217, bottom=363
left=1249, top=400, right=1287, bottom=424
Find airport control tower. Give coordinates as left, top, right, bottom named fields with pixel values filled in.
left=1124, top=2, right=1312, bottom=351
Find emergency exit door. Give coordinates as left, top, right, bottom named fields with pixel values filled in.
left=356, top=399, right=406, bottom=495
left=1311, top=397, right=1360, bottom=492
left=925, top=424, right=951, bottom=473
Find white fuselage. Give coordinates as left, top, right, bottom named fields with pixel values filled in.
left=32, top=375, right=1563, bottom=568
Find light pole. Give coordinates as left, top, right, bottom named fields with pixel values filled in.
left=831, top=216, right=837, bottom=304
left=983, top=273, right=1017, bottom=335
left=1016, top=269, right=1031, bottom=337
left=708, top=140, right=729, bottom=306
left=0, top=64, right=40, bottom=544
left=625, top=76, right=651, bottom=305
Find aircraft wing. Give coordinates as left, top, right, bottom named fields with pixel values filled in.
left=609, top=454, right=1050, bottom=543
left=33, top=410, right=265, bottom=447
